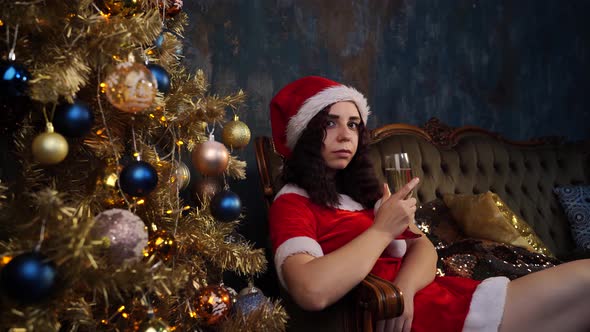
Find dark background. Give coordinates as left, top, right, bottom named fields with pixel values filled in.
left=181, top=0, right=590, bottom=294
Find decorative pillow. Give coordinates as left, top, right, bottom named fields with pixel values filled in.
left=437, top=238, right=560, bottom=281
left=442, top=191, right=553, bottom=257
left=553, top=186, right=590, bottom=250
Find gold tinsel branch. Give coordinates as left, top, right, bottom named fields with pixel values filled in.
left=226, top=156, right=247, bottom=180
left=184, top=211, right=267, bottom=276
left=220, top=299, right=288, bottom=332
left=85, top=10, right=163, bottom=69
left=29, top=49, right=92, bottom=104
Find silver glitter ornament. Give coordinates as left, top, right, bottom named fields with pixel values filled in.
left=92, top=208, right=148, bottom=265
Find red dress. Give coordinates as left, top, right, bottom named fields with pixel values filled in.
left=269, top=184, right=509, bottom=332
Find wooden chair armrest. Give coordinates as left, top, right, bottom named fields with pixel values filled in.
left=355, top=273, right=404, bottom=322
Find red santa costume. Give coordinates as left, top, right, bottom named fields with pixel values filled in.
left=268, top=76, right=509, bottom=332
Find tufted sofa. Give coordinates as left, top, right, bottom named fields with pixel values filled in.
left=369, top=118, right=590, bottom=260
left=255, top=118, right=590, bottom=331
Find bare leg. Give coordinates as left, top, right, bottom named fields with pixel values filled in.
left=499, top=259, right=590, bottom=332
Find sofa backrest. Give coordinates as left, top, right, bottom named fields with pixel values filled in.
left=255, top=118, right=590, bottom=258
left=368, top=119, right=590, bottom=257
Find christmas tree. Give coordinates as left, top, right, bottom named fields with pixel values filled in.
left=0, top=1, right=287, bottom=331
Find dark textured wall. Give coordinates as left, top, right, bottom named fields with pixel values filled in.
left=181, top=0, right=590, bottom=291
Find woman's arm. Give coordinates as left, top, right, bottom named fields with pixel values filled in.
left=393, top=221, right=437, bottom=295
left=282, top=226, right=392, bottom=311
left=282, top=181, right=419, bottom=311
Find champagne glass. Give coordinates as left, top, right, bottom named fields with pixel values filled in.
left=384, top=153, right=414, bottom=198
left=384, top=152, right=420, bottom=238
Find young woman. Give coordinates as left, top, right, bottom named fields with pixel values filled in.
left=268, top=76, right=590, bottom=332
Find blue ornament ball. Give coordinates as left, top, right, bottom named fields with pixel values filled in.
left=154, top=33, right=165, bottom=50
left=0, top=61, right=31, bottom=97
left=53, top=100, right=94, bottom=138
left=234, top=289, right=266, bottom=316
left=119, top=161, right=159, bottom=197
left=210, top=190, right=241, bottom=222
left=0, top=252, right=57, bottom=303
left=147, top=64, right=171, bottom=94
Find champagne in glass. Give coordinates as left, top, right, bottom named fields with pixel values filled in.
left=385, top=153, right=414, bottom=198
left=384, top=152, right=420, bottom=238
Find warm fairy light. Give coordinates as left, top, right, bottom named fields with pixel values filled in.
left=112, top=55, right=121, bottom=61
left=136, top=199, right=145, bottom=205
left=96, top=129, right=104, bottom=135
left=176, top=140, right=184, bottom=146
left=166, top=210, right=173, bottom=214
left=183, top=206, right=191, bottom=210
left=104, top=173, right=118, bottom=187
left=189, top=311, right=197, bottom=318
left=149, top=114, right=155, bottom=118
left=0, top=20, right=4, bottom=26
left=121, top=313, right=129, bottom=318
left=117, top=306, right=126, bottom=312
left=1, top=255, right=12, bottom=267
left=133, top=152, right=140, bottom=158
left=146, top=49, right=154, bottom=55
left=99, top=11, right=109, bottom=18
left=101, top=320, right=108, bottom=325
left=160, top=116, right=167, bottom=122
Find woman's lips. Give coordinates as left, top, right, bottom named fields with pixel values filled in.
left=333, top=150, right=352, bottom=157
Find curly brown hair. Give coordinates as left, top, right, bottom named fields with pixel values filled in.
left=281, top=106, right=382, bottom=209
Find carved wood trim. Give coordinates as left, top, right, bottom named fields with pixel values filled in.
left=254, top=136, right=275, bottom=210
left=371, top=117, right=570, bottom=148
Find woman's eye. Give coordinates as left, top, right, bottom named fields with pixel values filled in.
left=348, top=122, right=359, bottom=129
left=326, top=120, right=336, bottom=127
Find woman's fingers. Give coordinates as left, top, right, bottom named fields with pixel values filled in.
left=392, top=177, right=419, bottom=201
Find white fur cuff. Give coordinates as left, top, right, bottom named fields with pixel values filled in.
left=274, top=236, right=324, bottom=289
left=462, top=276, right=510, bottom=332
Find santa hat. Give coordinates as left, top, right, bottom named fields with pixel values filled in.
left=270, top=76, right=370, bottom=158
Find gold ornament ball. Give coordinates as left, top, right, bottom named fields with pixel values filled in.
left=222, top=116, right=251, bottom=149
left=137, top=317, right=171, bottom=332
left=174, top=161, right=191, bottom=191
left=191, top=140, right=229, bottom=176
left=32, top=131, right=69, bottom=165
left=144, top=229, right=177, bottom=262
left=194, top=285, right=232, bottom=326
left=104, top=62, right=157, bottom=113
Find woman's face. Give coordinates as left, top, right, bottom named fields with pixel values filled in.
left=321, top=101, right=361, bottom=171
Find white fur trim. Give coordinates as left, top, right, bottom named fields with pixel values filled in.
left=285, top=85, right=370, bottom=150
left=275, top=184, right=364, bottom=211
left=274, top=236, right=324, bottom=290
left=462, top=276, right=510, bottom=332
left=385, top=239, right=407, bottom=257
left=274, top=183, right=309, bottom=201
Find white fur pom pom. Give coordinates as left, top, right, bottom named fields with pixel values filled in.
left=386, top=239, right=407, bottom=257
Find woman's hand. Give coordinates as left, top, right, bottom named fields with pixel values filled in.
left=373, top=178, right=419, bottom=239
left=376, top=287, right=415, bottom=332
